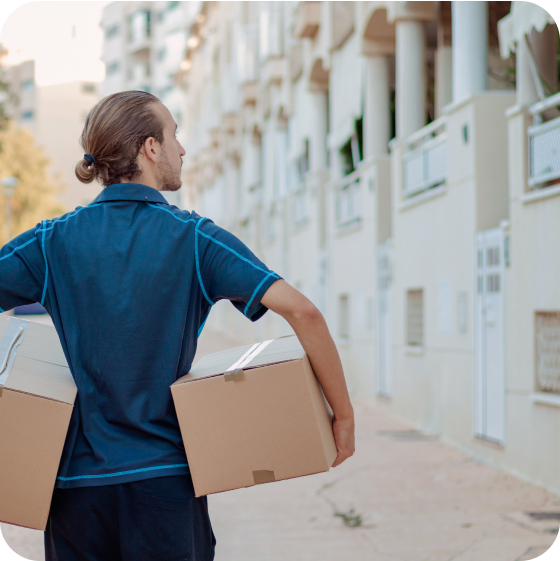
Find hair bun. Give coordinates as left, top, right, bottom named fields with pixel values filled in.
left=75, top=157, right=98, bottom=184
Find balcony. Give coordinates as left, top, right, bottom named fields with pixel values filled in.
left=127, top=10, right=151, bottom=54
left=528, top=92, right=560, bottom=188
left=402, top=116, right=447, bottom=198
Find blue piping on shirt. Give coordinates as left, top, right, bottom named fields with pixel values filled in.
left=194, top=217, right=214, bottom=307
left=197, top=316, right=208, bottom=338
left=0, top=237, right=37, bottom=261
left=57, top=463, right=189, bottom=482
left=40, top=220, right=48, bottom=306
left=244, top=272, right=275, bottom=316
left=197, top=229, right=281, bottom=279
left=35, top=203, right=103, bottom=234
left=146, top=203, right=196, bottom=225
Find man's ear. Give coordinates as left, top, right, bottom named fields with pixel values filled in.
left=140, top=136, right=160, bottom=164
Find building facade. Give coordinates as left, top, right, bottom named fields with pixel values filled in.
left=2, top=58, right=101, bottom=210
left=101, top=1, right=560, bottom=495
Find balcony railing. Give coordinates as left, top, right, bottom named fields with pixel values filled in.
left=335, top=168, right=361, bottom=228
left=402, top=116, right=447, bottom=198
left=528, top=92, right=560, bottom=188
left=128, top=11, right=151, bottom=51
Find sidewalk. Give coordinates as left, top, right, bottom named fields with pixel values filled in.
left=2, top=327, right=559, bottom=560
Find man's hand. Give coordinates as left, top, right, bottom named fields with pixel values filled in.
left=332, top=415, right=355, bottom=467
left=261, top=279, right=355, bottom=468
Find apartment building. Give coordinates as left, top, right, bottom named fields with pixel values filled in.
left=100, top=0, right=202, bottom=208
left=3, top=59, right=101, bottom=210
left=101, top=1, right=560, bottom=495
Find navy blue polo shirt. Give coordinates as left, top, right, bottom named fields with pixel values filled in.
left=0, top=183, right=281, bottom=489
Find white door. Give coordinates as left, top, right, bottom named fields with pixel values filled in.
left=474, top=229, right=505, bottom=444
left=377, top=243, right=392, bottom=397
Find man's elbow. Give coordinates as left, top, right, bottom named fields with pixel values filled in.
left=289, top=301, right=323, bottom=325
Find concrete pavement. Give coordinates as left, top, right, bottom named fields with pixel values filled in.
left=1, top=326, right=559, bottom=560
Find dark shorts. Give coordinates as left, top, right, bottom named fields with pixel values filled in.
left=44, top=474, right=215, bottom=561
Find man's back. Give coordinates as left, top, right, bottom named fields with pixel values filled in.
left=0, top=183, right=280, bottom=488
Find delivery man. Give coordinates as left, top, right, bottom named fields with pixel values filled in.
left=0, top=91, right=354, bottom=560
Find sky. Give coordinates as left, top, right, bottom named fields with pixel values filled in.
left=0, top=1, right=110, bottom=86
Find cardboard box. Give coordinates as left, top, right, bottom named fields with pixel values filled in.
left=0, top=316, right=76, bottom=531
left=171, top=335, right=337, bottom=497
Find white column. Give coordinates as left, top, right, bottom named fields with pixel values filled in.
left=309, top=91, right=328, bottom=172
left=435, top=46, right=452, bottom=117
left=452, top=1, right=488, bottom=104
left=364, top=55, right=391, bottom=157
left=396, top=20, right=426, bottom=139
left=515, top=36, right=539, bottom=106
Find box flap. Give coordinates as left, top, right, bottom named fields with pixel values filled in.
left=0, top=317, right=76, bottom=405
left=175, top=335, right=305, bottom=383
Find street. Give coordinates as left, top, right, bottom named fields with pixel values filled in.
left=1, top=326, right=559, bottom=561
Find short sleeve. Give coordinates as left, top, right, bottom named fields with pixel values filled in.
left=0, top=227, right=46, bottom=313
left=195, top=217, right=282, bottom=321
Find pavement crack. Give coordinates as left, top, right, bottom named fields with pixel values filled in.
left=445, top=539, right=478, bottom=561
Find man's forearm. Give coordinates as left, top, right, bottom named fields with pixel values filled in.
left=283, top=307, right=353, bottom=421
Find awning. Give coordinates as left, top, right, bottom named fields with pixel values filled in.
left=498, top=1, right=556, bottom=59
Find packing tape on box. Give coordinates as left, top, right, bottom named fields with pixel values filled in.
left=252, top=470, right=276, bottom=485
left=0, top=317, right=30, bottom=395
left=224, top=340, right=273, bottom=382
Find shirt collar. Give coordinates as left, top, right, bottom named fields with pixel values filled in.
left=92, top=183, right=169, bottom=205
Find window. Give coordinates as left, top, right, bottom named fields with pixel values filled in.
left=106, top=61, right=120, bottom=76
left=339, top=294, right=350, bottom=340
left=82, top=83, right=96, bottom=94
left=168, top=1, right=179, bottom=10
left=21, top=110, right=34, bottom=120
left=406, top=289, right=424, bottom=346
left=338, top=117, right=363, bottom=176
left=157, top=48, right=166, bottom=61
left=535, top=312, right=560, bottom=393
left=105, top=24, right=119, bottom=40
left=21, top=79, right=34, bottom=92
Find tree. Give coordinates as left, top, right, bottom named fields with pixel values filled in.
left=0, top=123, right=66, bottom=242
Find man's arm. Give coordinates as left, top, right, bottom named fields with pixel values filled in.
left=261, top=279, right=354, bottom=468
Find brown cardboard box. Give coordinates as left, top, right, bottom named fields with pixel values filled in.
left=0, top=316, right=77, bottom=531
left=171, top=335, right=337, bottom=497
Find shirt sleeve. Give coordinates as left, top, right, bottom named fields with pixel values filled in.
left=0, top=227, right=46, bottom=313
left=195, top=216, right=282, bottom=322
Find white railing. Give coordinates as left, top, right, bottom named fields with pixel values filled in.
left=528, top=92, right=560, bottom=188
left=292, top=185, right=307, bottom=226
left=402, top=116, right=447, bottom=198
left=335, top=168, right=361, bottom=227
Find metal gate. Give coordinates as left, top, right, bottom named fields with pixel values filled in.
left=474, top=229, right=505, bottom=444
left=377, top=242, right=392, bottom=397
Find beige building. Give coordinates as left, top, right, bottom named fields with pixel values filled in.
left=3, top=58, right=101, bottom=210
left=101, top=1, right=560, bottom=495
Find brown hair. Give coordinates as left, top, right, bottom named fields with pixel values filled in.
left=75, top=91, right=165, bottom=187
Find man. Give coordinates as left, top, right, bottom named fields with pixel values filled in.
left=0, top=91, right=354, bottom=560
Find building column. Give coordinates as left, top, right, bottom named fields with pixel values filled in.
left=435, top=1, right=453, bottom=117
left=396, top=19, right=426, bottom=139
left=309, top=91, right=328, bottom=172
left=516, top=36, right=539, bottom=106
left=364, top=55, right=391, bottom=157
left=452, top=1, right=488, bottom=104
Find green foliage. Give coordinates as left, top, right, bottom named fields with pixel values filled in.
left=0, top=65, right=17, bottom=131
left=334, top=508, right=363, bottom=527
left=0, top=123, right=66, bottom=240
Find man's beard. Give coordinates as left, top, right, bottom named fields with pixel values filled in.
left=157, top=148, right=182, bottom=192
